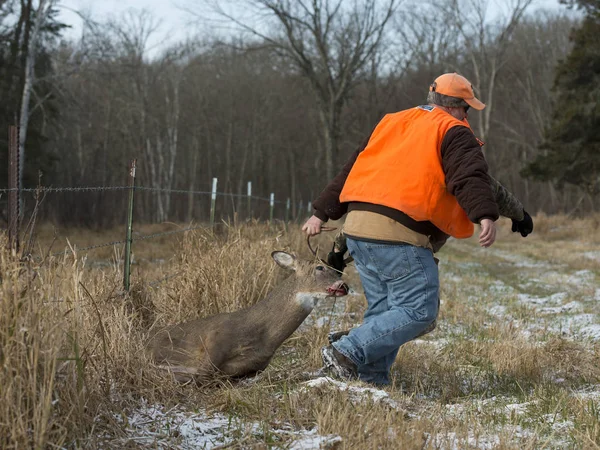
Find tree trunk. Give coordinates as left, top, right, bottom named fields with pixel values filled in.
left=18, top=0, right=50, bottom=192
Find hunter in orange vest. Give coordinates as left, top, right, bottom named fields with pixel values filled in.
left=339, top=105, right=477, bottom=238
left=303, top=73, right=502, bottom=386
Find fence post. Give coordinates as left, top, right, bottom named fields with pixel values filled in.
left=307, top=201, right=312, bottom=217
left=7, top=126, right=20, bottom=255
left=285, top=198, right=290, bottom=223
left=123, top=159, right=137, bottom=292
left=269, top=193, right=275, bottom=222
left=247, top=181, right=252, bottom=220
left=210, top=177, right=218, bottom=228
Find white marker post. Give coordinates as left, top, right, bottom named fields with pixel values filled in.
left=210, top=177, right=218, bottom=228
left=247, top=181, right=252, bottom=220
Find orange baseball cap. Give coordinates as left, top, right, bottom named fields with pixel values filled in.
left=429, top=73, right=485, bottom=110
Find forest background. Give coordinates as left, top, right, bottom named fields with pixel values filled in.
left=1, top=0, right=598, bottom=228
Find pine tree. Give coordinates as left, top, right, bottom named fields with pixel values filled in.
left=522, top=0, right=600, bottom=195
left=0, top=1, right=67, bottom=189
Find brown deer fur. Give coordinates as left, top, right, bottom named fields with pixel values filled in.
left=149, top=251, right=348, bottom=383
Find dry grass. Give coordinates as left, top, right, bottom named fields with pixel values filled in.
left=1, top=214, right=599, bottom=449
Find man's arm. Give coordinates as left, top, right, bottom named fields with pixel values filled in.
left=312, top=134, right=371, bottom=222
left=442, top=127, right=499, bottom=223
left=302, top=134, right=372, bottom=236
left=489, top=177, right=534, bottom=237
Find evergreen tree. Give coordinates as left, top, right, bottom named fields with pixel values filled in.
left=0, top=1, right=67, bottom=190
left=523, top=0, right=600, bottom=195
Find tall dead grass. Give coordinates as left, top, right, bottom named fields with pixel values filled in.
left=0, top=214, right=598, bottom=448
left=0, top=221, right=320, bottom=447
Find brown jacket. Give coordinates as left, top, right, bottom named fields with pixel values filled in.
left=313, top=120, right=499, bottom=240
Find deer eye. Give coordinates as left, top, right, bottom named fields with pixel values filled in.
left=315, top=266, right=325, bottom=271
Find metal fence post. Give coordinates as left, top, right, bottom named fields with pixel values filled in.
left=7, top=126, right=20, bottom=255
left=269, top=193, right=275, bottom=222
left=123, top=159, right=137, bottom=292
left=210, top=177, right=218, bottom=228
left=247, top=181, right=252, bottom=220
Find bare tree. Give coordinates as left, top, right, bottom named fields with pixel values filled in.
left=189, top=0, right=397, bottom=180
left=432, top=0, right=534, bottom=144
left=18, top=0, right=55, bottom=192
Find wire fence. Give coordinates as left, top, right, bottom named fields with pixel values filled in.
left=0, top=185, right=289, bottom=204
left=2, top=163, right=313, bottom=290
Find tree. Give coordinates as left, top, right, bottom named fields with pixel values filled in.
left=432, top=0, right=534, bottom=145
left=523, top=1, right=600, bottom=202
left=189, top=0, right=397, bottom=180
left=0, top=0, right=66, bottom=192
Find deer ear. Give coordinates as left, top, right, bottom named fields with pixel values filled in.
left=271, top=251, right=297, bottom=271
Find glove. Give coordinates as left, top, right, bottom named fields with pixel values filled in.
left=511, top=210, right=533, bottom=237
left=326, top=250, right=346, bottom=274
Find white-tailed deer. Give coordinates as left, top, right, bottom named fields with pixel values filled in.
left=149, top=251, right=348, bottom=383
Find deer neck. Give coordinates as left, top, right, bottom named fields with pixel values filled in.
left=249, top=275, right=321, bottom=350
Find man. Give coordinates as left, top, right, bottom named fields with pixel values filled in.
left=302, top=73, right=533, bottom=386
left=324, top=176, right=533, bottom=343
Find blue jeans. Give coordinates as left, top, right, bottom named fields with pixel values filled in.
left=333, top=237, right=439, bottom=385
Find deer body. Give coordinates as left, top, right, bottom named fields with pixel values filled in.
left=150, top=251, right=347, bottom=383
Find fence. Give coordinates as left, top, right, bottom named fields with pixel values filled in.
left=2, top=126, right=314, bottom=292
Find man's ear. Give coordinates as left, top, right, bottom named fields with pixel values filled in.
left=271, top=251, right=297, bottom=271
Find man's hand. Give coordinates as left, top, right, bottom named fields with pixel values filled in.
left=302, top=215, right=324, bottom=236
left=479, top=218, right=496, bottom=248
left=511, top=210, right=533, bottom=237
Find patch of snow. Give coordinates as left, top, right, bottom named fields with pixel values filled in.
left=504, top=401, right=536, bottom=415
left=572, top=386, right=600, bottom=401
left=517, top=292, right=568, bottom=306
left=286, top=429, right=342, bottom=450
left=485, top=249, right=546, bottom=268
left=539, top=301, right=584, bottom=315
left=583, top=252, right=600, bottom=262
left=116, top=402, right=339, bottom=449
left=303, top=377, right=399, bottom=409
left=578, top=324, right=600, bottom=341
left=542, top=414, right=574, bottom=432
left=488, top=305, right=508, bottom=317
left=431, top=431, right=501, bottom=450
left=444, top=274, right=463, bottom=283
left=565, top=270, right=596, bottom=285
left=410, top=338, right=450, bottom=350
left=488, top=280, right=515, bottom=295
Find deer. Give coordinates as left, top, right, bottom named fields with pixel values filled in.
left=149, top=250, right=349, bottom=383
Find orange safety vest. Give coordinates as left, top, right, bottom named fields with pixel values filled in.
left=339, top=105, right=475, bottom=238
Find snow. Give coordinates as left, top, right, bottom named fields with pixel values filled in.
left=117, top=402, right=342, bottom=449
left=583, top=251, right=600, bottom=261
left=303, top=377, right=399, bottom=409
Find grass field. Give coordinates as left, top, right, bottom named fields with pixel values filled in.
left=1, top=214, right=599, bottom=449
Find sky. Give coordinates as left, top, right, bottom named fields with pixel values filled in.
left=56, top=0, right=568, bottom=56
